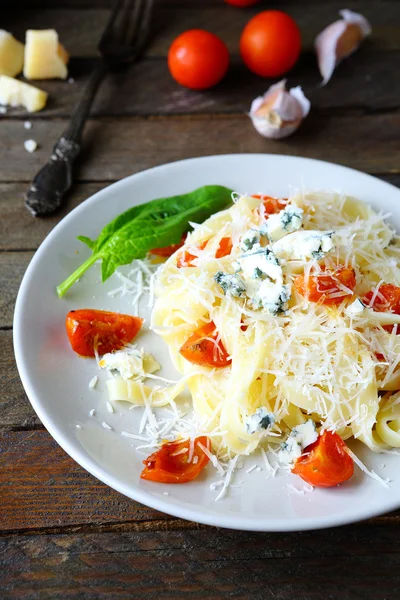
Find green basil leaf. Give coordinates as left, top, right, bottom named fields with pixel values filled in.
left=57, top=185, right=233, bottom=297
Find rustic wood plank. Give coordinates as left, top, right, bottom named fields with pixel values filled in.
left=3, top=1, right=400, bottom=59
left=0, top=183, right=106, bottom=251
left=0, top=331, right=41, bottom=430
left=0, top=113, right=399, bottom=184
left=3, top=49, right=399, bottom=120
left=0, top=252, right=32, bottom=328
left=0, top=430, right=170, bottom=531
left=1, top=527, right=400, bottom=599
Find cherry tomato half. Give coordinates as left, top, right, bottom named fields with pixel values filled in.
left=292, top=431, right=354, bottom=487
left=179, top=321, right=231, bottom=368
left=363, top=283, right=400, bottom=334
left=240, top=10, right=301, bottom=77
left=66, top=309, right=143, bottom=357
left=294, top=266, right=356, bottom=306
left=168, top=29, right=229, bottom=90
left=253, top=194, right=288, bottom=218
left=141, top=436, right=211, bottom=483
left=177, top=237, right=232, bottom=268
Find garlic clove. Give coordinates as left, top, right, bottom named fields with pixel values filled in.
left=249, top=79, right=310, bottom=140
left=315, top=9, right=372, bottom=86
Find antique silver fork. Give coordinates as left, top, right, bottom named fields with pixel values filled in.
left=25, top=0, right=153, bottom=217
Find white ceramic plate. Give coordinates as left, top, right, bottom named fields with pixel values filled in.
left=14, top=154, right=400, bottom=531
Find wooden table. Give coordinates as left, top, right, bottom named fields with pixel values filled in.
left=1, top=0, right=400, bottom=597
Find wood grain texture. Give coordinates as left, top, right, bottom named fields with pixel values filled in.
left=0, top=430, right=170, bottom=531
left=1, top=526, right=400, bottom=599
left=0, top=183, right=106, bottom=251
left=3, top=50, right=400, bottom=120
left=0, top=331, right=41, bottom=430
left=0, top=252, right=32, bottom=328
left=1, top=113, right=399, bottom=184
left=4, top=1, right=400, bottom=58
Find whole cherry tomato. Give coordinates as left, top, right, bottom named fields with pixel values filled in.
left=225, top=0, right=261, bottom=6
left=168, top=29, right=229, bottom=90
left=240, top=10, right=301, bottom=77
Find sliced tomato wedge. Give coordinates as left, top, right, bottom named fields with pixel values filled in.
left=292, top=431, right=354, bottom=487
left=150, top=233, right=187, bottom=257
left=177, top=237, right=232, bottom=268
left=66, top=309, right=143, bottom=357
left=253, top=194, right=288, bottom=217
left=140, top=436, right=210, bottom=483
left=179, top=321, right=231, bottom=367
left=294, top=266, right=356, bottom=306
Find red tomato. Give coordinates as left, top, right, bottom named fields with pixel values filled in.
left=240, top=11, right=301, bottom=77
left=363, top=283, right=400, bottom=334
left=294, top=266, right=356, bottom=306
left=177, top=237, right=232, bottom=267
left=66, top=309, right=143, bottom=357
left=141, top=436, right=210, bottom=483
left=363, top=284, right=400, bottom=314
left=225, top=0, right=261, bottom=6
left=168, top=29, right=229, bottom=90
left=215, top=236, right=233, bottom=259
left=150, top=233, right=187, bottom=257
left=292, top=431, right=354, bottom=487
left=253, top=194, right=288, bottom=217
left=177, top=240, right=208, bottom=268
left=179, top=321, right=231, bottom=367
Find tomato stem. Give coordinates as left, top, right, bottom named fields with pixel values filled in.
left=57, top=254, right=98, bottom=298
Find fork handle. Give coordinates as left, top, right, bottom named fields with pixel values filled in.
left=25, top=61, right=108, bottom=217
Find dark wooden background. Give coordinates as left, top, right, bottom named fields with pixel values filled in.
left=1, top=0, right=400, bottom=597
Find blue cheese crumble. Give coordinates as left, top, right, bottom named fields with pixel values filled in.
left=214, top=271, right=246, bottom=297
left=278, top=420, right=318, bottom=465
left=234, top=244, right=282, bottom=281
left=273, top=230, right=335, bottom=261
left=260, top=204, right=303, bottom=243
left=246, top=408, right=276, bottom=434
left=239, top=229, right=261, bottom=251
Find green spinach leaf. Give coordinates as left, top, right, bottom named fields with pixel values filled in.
left=57, top=185, right=233, bottom=297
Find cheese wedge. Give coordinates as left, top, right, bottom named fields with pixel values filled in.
left=0, top=75, right=48, bottom=112
left=24, top=29, right=69, bottom=80
left=0, top=30, right=24, bottom=77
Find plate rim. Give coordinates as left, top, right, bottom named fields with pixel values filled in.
left=13, top=153, right=400, bottom=532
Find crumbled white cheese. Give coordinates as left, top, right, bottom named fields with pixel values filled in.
left=24, top=120, right=32, bottom=130
left=99, top=347, right=160, bottom=380
left=24, top=139, right=37, bottom=153
left=0, top=106, right=7, bottom=114
left=279, top=420, right=318, bottom=465
left=260, top=204, right=303, bottom=243
left=246, top=408, right=275, bottom=434
left=239, top=228, right=261, bottom=251
left=89, top=409, right=96, bottom=417
left=248, top=278, right=291, bottom=315
left=345, top=298, right=365, bottom=317
left=273, top=230, right=335, bottom=261
left=214, top=271, right=246, bottom=297
left=234, top=244, right=282, bottom=281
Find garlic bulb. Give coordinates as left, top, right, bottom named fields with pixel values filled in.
left=315, top=9, right=372, bottom=86
left=249, top=80, right=310, bottom=140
